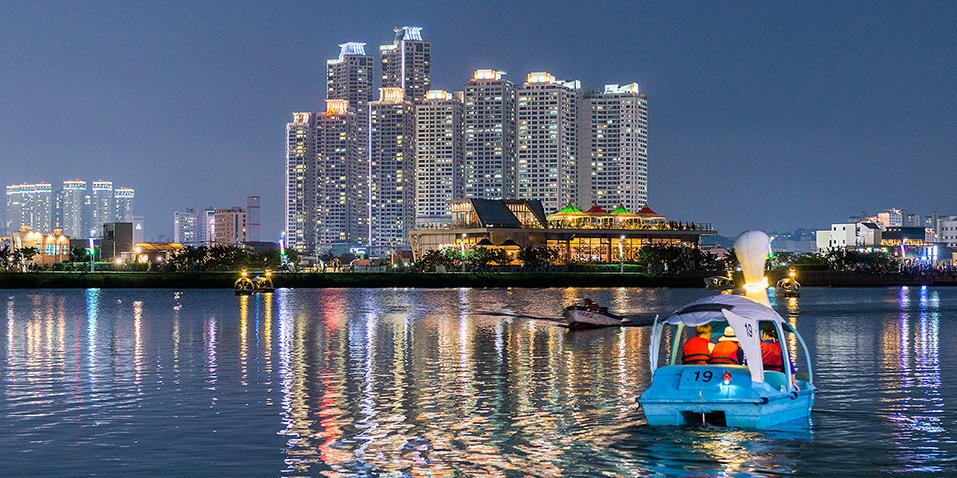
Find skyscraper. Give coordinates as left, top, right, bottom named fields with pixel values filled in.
left=370, top=87, right=416, bottom=254
left=199, top=207, right=215, bottom=245
left=379, top=26, right=431, bottom=101
left=114, top=187, right=135, bottom=222
left=516, top=72, right=581, bottom=212
left=246, top=195, right=261, bottom=242
left=173, top=209, right=199, bottom=245
left=584, top=84, right=649, bottom=211
left=59, top=179, right=87, bottom=237
left=326, top=42, right=374, bottom=248
left=415, top=89, right=464, bottom=227
left=315, top=99, right=356, bottom=249
left=463, top=69, right=517, bottom=200
left=285, top=112, right=315, bottom=253
left=4, top=183, right=53, bottom=233
left=91, top=180, right=114, bottom=236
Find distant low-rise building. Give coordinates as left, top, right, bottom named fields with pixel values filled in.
left=815, top=222, right=882, bottom=250
left=7, top=227, right=71, bottom=266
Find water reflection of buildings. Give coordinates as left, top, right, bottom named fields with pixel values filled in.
left=880, top=286, right=949, bottom=471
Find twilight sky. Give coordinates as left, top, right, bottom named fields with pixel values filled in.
left=2, top=1, right=955, bottom=240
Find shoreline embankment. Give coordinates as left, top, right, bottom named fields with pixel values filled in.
left=1, top=270, right=955, bottom=289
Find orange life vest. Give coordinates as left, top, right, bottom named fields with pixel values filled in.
left=682, top=336, right=712, bottom=364
left=761, top=341, right=784, bottom=372
left=709, top=341, right=741, bottom=365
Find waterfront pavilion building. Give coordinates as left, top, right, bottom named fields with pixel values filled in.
left=410, top=199, right=714, bottom=263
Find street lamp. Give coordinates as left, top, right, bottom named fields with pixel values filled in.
left=460, top=233, right=467, bottom=273
left=88, top=237, right=95, bottom=272
left=619, top=235, right=625, bottom=274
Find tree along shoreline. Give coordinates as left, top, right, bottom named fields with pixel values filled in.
left=1, top=270, right=956, bottom=289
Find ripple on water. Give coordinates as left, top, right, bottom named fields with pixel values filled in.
left=0, top=287, right=955, bottom=476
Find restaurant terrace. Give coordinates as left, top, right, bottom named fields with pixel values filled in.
left=410, top=199, right=715, bottom=263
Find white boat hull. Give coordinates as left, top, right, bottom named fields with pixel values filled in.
left=562, top=307, right=624, bottom=328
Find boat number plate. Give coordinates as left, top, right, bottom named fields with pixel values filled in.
left=680, top=369, right=717, bottom=389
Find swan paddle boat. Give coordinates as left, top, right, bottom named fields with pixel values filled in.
left=775, top=269, right=801, bottom=298
left=638, top=231, right=816, bottom=429
left=234, top=270, right=255, bottom=296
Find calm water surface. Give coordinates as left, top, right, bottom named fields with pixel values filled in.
left=1, top=287, right=955, bottom=476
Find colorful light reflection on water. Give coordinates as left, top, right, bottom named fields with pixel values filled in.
left=1, top=287, right=955, bottom=476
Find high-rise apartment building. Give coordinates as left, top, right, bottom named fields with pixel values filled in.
left=583, top=83, right=648, bottom=211
left=380, top=26, right=431, bottom=101
left=246, top=195, right=261, bottom=242
left=516, top=72, right=581, bottom=212
left=114, top=187, right=135, bottom=222
left=463, top=69, right=517, bottom=200
left=327, top=43, right=374, bottom=249
left=285, top=112, right=315, bottom=253
left=315, top=99, right=356, bottom=249
left=91, top=180, right=114, bottom=236
left=370, top=88, right=416, bottom=254
left=415, top=89, right=464, bottom=227
left=213, top=207, right=247, bottom=245
left=59, top=179, right=87, bottom=237
left=173, top=209, right=199, bottom=245
left=4, top=183, right=53, bottom=234
left=199, top=208, right=215, bottom=245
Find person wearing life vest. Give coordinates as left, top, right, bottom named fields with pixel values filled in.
left=709, top=326, right=744, bottom=365
left=760, top=323, right=785, bottom=372
left=681, top=324, right=715, bottom=364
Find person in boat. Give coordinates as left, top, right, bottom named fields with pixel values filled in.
left=681, top=324, right=715, bottom=365
left=709, top=327, right=745, bottom=365
left=760, top=323, right=798, bottom=391
left=582, top=298, right=601, bottom=312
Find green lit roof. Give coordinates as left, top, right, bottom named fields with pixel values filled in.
left=610, top=204, right=632, bottom=214
left=556, top=203, right=584, bottom=214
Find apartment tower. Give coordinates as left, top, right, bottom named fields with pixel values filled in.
left=380, top=26, right=431, bottom=101
left=315, top=99, right=356, bottom=249
left=583, top=84, right=648, bottom=211
left=516, top=72, right=581, bottom=212
left=369, top=88, right=416, bottom=254
left=414, top=89, right=464, bottom=227
left=59, top=179, right=87, bottom=237
left=285, top=112, right=315, bottom=253
left=327, top=42, right=374, bottom=247
left=463, top=69, right=517, bottom=200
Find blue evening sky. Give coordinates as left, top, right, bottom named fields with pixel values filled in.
left=2, top=1, right=955, bottom=239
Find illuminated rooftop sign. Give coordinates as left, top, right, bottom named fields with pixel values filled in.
left=526, top=72, right=555, bottom=84
left=338, top=42, right=366, bottom=58
left=425, top=90, right=451, bottom=101
left=324, top=99, right=350, bottom=116
left=604, top=83, right=641, bottom=94
left=473, top=69, right=505, bottom=81
left=378, top=87, right=406, bottom=103
left=402, top=26, right=423, bottom=41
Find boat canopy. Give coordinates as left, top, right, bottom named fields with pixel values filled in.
left=655, top=294, right=789, bottom=383
left=663, top=294, right=785, bottom=326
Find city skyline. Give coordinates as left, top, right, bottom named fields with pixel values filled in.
left=3, top=2, right=955, bottom=240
